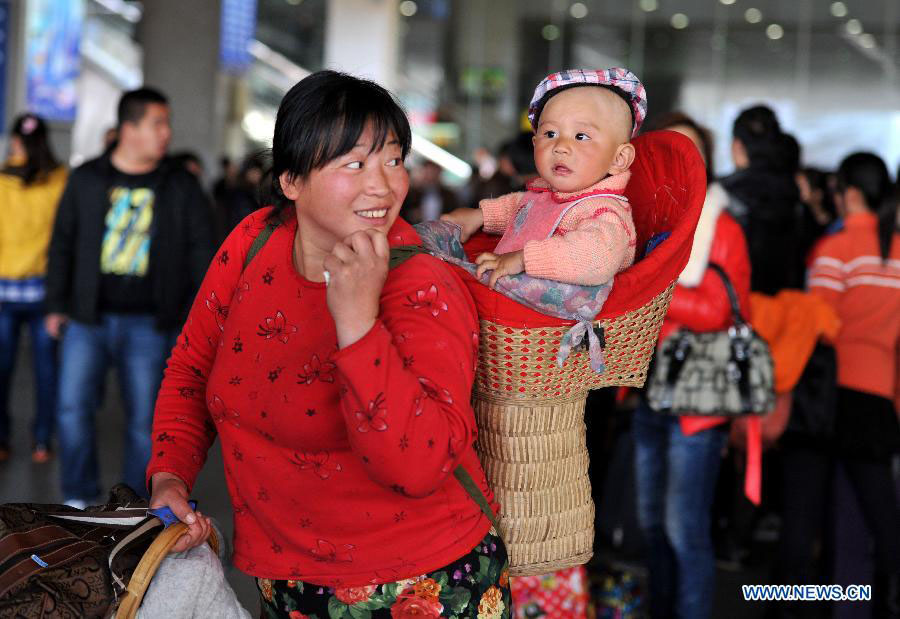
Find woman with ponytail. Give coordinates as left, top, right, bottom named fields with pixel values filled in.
left=806, top=152, right=900, bottom=617
left=0, top=114, right=66, bottom=463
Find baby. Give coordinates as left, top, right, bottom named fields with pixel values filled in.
left=443, top=68, right=647, bottom=289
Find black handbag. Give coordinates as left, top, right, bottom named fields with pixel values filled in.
left=646, top=263, right=775, bottom=416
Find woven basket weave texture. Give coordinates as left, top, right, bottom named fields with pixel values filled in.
left=473, top=284, right=674, bottom=575
left=475, top=396, right=593, bottom=576
left=475, top=283, right=674, bottom=402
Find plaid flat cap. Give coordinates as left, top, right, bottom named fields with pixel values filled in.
left=528, top=67, right=648, bottom=138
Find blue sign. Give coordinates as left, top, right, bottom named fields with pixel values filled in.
left=25, top=0, right=84, bottom=122
left=220, top=0, right=258, bottom=73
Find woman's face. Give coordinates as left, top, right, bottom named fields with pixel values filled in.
left=284, top=122, right=409, bottom=251
left=8, top=135, right=24, bottom=159
left=668, top=124, right=706, bottom=166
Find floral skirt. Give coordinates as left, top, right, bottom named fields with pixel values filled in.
left=257, top=531, right=512, bottom=618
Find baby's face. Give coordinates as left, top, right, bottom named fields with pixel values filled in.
left=533, top=87, right=633, bottom=193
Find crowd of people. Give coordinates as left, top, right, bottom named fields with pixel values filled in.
left=0, top=71, right=897, bottom=618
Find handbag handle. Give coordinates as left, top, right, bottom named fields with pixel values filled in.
left=707, top=263, right=746, bottom=328
left=708, top=263, right=756, bottom=412
left=115, top=523, right=220, bottom=619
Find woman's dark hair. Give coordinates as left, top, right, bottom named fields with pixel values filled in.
left=837, top=152, right=897, bottom=260
left=800, top=167, right=837, bottom=221
left=269, top=70, right=412, bottom=218
left=648, top=111, right=715, bottom=183
left=732, top=104, right=783, bottom=170
left=4, top=114, right=60, bottom=185
left=774, top=132, right=801, bottom=176
left=499, top=132, right=537, bottom=177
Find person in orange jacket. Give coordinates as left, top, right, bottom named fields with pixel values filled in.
left=799, top=152, right=900, bottom=616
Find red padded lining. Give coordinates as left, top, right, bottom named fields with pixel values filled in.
left=458, top=130, right=706, bottom=327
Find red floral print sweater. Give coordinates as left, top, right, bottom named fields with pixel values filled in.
left=147, top=208, right=496, bottom=587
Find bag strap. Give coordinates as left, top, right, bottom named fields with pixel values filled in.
left=389, top=245, right=500, bottom=530
left=389, top=244, right=431, bottom=268
left=707, top=263, right=745, bottom=326
left=707, top=263, right=756, bottom=413
left=388, top=244, right=501, bottom=528
left=453, top=466, right=500, bottom=531
left=242, top=216, right=430, bottom=275
left=242, top=217, right=282, bottom=272
left=240, top=225, right=497, bottom=528
left=0, top=524, right=79, bottom=560
left=0, top=538, right=98, bottom=599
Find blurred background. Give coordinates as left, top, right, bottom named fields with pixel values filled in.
left=4, top=0, right=898, bottom=186
left=2, top=1, right=898, bottom=618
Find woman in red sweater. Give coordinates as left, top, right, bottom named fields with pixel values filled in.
left=147, top=71, right=511, bottom=618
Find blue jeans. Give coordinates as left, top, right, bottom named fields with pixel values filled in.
left=633, top=402, right=727, bottom=619
left=57, top=315, right=172, bottom=502
left=0, top=300, right=58, bottom=447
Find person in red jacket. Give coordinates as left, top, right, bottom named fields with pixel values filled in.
left=146, top=71, right=511, bottom=618
left=632, top=113, right=751, bottom=619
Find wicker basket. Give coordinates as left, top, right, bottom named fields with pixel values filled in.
left=475, top=283, right=675, bottom=399
left=463, top=130, right=706, bottom=576
left=473, top=284, right=674, bottom=576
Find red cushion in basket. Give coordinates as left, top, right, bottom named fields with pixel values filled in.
left=460, top=129, right=706, bottom=327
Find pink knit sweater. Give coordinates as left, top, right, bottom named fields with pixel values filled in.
left=479, top=171, right=636, bottom=285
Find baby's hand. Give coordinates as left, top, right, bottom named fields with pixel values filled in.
left=440, top=208, right=484, bottom=243
left=475, top=250, right=525, bottom=289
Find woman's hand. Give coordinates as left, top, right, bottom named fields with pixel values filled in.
left=44, top=313, right=68, bottom=339
left=440, top=207, right=484, bottom=243
left=149, top=472, right=213, bottom=553
left=325, top=229, right=390, bottom=348
left=475, top=250, right=525, bottom=289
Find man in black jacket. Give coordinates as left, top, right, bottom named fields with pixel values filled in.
left=45, top=88, right=214, bottom=506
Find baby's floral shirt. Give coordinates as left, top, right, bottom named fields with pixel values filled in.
left=148, top=208, right=496, bottom=587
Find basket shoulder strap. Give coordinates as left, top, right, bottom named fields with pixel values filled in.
left=245, top=225, right=427, bottom=275
left=242, top=218, right=281, bottom=273
left=389, top=245, right=431, bottom=269
left=453, top=466, right=500, bottom=531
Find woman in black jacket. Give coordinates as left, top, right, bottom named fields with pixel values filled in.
left=720, top=106, right=804, bottom=294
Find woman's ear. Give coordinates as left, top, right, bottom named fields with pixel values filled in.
left=279, top=171, right=302, bottom=201
left=609, top=143, right=636, bottom=175
left=732, top=138, right=749, bottom=169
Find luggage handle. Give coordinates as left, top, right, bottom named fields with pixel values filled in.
left=147, top=501, right=197, bottom=528
left=114, top=522, right=220, bottom=619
